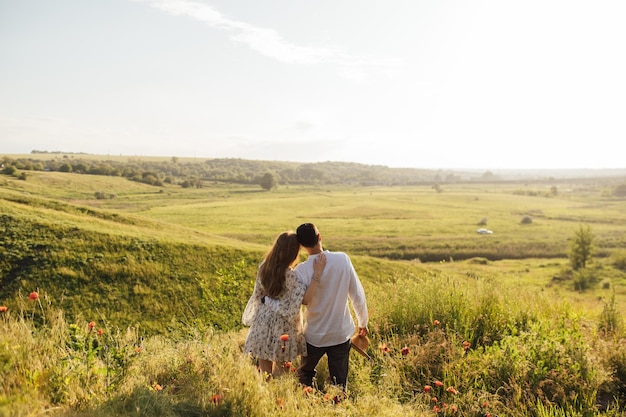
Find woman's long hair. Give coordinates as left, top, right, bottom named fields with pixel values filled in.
left=260, top=232, right=300, bottom=297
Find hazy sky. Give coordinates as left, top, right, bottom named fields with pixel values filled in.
left=1, top=0, right=624, bottom=169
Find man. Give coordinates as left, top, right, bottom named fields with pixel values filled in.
left=294, top=222, right=368, bottom=390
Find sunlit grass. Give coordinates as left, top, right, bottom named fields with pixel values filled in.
left=2, top=167, right=626, bottom=416
left=2, top=268, right=626, bottom=416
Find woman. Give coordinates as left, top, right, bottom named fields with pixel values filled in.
left=242, top=231, right=326, bottom=377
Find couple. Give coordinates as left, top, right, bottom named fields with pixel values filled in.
left=242, top=222, right=369, bottom=390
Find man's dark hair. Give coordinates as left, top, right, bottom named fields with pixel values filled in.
left=296, top=223, right=319, bottom=248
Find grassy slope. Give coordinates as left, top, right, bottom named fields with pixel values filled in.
left=2, top=171, right=626, bottom=333
left=2, top=170, right=626, bottom=416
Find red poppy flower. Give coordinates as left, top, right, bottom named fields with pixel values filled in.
left=446, top=386, right=458, bottom=395
left=280, top=334, right=289, bottom=342
left=433, top=406, right=440, bottom=412
left=154, top=384, right=163, bottom=391
left=275, top=397, right=285, bottom=408
left=302, top=386, right=314, bottom=395
left=0, top=306, right=7, bottom=313
left=284, top=361, right=292, bottom=369
left=462, top=341, right=471, bottom=351
left=97, top=329, right=104, bottom=335
left=431, top=397, right=438, bottom=403
left=29, top=292, right=39, bottom=301
left=379, top=343, right=390, bottom=353
left=423, top=385, right=432, bottom=393
left=450, top=404, right=458, bottom=413
left=211, top=394, right=223, bottom=405
left=433, top=319, right=440, bottom=326
left=88, top=321, right=96, bottom=330
left=434, top=380, right=443, bottom=387
left=401, top=346, right=410, bottom=356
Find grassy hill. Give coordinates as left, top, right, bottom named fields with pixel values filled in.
left=2, top=167, right=626, bottom=416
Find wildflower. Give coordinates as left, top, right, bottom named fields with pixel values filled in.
left=450, top=404, right=458, bottom=413
left=481, top=401, right=489, bottom=408
left=433, top=405, right=440, bottom=412
left=401, top=346, right=410, bottom=356
left=446, top=386, right=458, bottom=395
left=323, top=393, right=332, bottom=401
left=29, top=292, right=39, bottom=301
left=423, top=385, right=432, bottom=393
left=280, top=334, right=290, bottom=342
left=135, top=347, right=142, bottom=353
left=154, top=384, right=163, bottom=391
left=433, top=319, right=440, bottom=326
left=211, top=394, right=223, bottom=405
left=88, top=321, right=96, bottom=330
left=434, top=380, right=443, bottom=387
left=431, top=397, right=438, bottom=403
left=275, top=397, right=285, bottom=409
left=333, top=393, right=346, bottom=404
left=284, top=361, right=292, bottom=369
left=0, top=306, right=7, bottom=313
left=462, top=341, right=471, bottom=351
left=379, top=343, right=390, bottom=353
left=97, top=329, right=104, bottom=335
left=303, top=386, right=314, bottom=395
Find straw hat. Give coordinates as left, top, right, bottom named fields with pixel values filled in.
left=350, top=334, right=371, bottom=360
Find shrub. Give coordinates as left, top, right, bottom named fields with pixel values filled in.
left=572, top=267, right=600, bottom=292
left=2, top=165, right=17, bottom=175
left=521, top=216, right=533, bottom=224
left=612, top=250, right=626, bottom=272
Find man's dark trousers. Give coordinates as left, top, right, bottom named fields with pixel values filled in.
left=298, top=339, right=351, bottom=389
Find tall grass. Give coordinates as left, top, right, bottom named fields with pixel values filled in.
left=3, top=269, right=626, bottom=417
left=3, top=168, right=626, bottom=415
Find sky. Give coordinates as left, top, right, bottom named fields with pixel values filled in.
left=1, top=0, right=625, bottom=170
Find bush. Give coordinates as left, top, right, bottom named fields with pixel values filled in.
left=572, top=267, right=600, bottom=292
left=612, top=251, right=626, bottom=272
left=2, top=165, right=17, bottom=175
left=521, top=216, right=533, bottom=224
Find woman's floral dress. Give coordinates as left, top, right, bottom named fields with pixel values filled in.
left=242, top=266, right=307, bottom=362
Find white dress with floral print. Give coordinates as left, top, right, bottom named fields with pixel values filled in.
left=242, top=266, right=307, bottom=362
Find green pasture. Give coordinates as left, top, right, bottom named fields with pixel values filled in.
left=8, top=170, right=626, bottom=260
left=3, top=169, right=626, bottom=262
left=3, top=167, right=626, bottom=416
left=2, top=169, right=626, bottom=319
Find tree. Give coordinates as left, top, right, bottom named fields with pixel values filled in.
left=58, top=163, right=72, bottom=173
left=259, top=172, right=277, bottom=191
left=570, top=224, right=594, bottom=270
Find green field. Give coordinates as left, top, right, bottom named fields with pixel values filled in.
left=2, top=164, right=626, bottom=416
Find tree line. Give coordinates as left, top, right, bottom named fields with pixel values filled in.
left=2, top=153, right=626, bottom=192
left=1, top=155, right=456, bottom=188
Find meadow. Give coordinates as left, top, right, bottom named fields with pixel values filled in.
left=2, top=167, right=626, bottom=416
